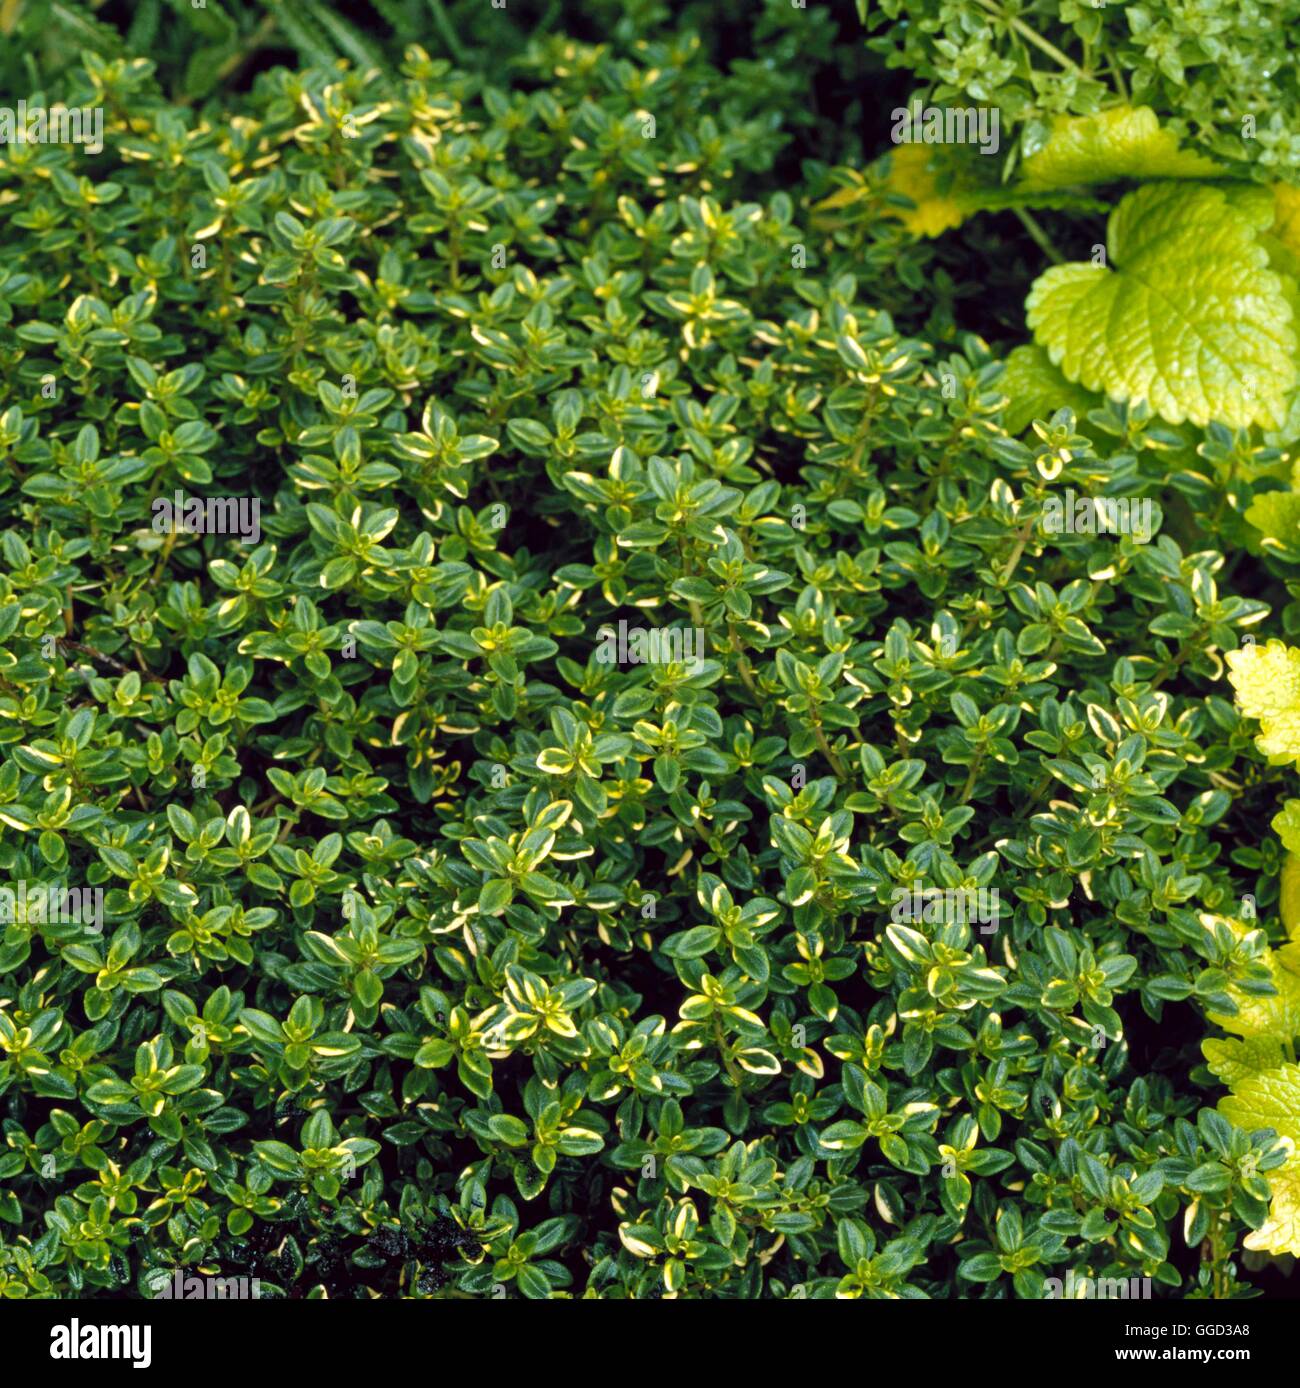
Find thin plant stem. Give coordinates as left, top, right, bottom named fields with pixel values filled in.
left=972, top=0, right=1085, bottom=75
left=1013, top=207, right=1064, bottom=265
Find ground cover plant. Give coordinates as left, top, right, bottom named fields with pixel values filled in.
left=1, top=0, right=1300, bottom=1304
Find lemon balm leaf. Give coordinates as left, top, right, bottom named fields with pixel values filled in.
left=1219, top=1062, right=1300, bottom=1146
left=1243, top=1158, right=1300, bottom=1257
left=876, top=145, right=1110, bottom=239
left=1019, top=105, right=1224, bottom=190
left=1226, top=640, right=1300, bottom=723
left=1025, top=182, right=1297, bottom=429
left=997, top=344, right=1102, bottom=435
left=1208, top=947, right=1300, bottom=1042
left=1283, top=851, right=1300, bottom=941
left=1270, top=183, right=1300, bottom=262
left=1275, top=803, right=1300, bottom=859
left=1245, top=491, right=1300, bottom=547
left=1208, top=952, right=1300, bottom=1255
left=1226, top=639, right=1300, bottom=766
left=1202, top=1035, right=1287, bottom=1086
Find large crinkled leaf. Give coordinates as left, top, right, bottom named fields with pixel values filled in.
left=1227, top=639, right=1300, bottom=721
left=1284, top=849, right=1300, bottom=940
left=1225, top=638, right=1300, bottom=765
left=1210, top=975, right=1300, bottom=1256
left=1259, top=188, right=1300, bottom=341
left=1263, top=392, right=1300, bottom=449
left=1025, top=182, right=1297, bottom=429
left=1218, top=1061, right=1300, bottom=1145
left=1207, top=946, right=1300, bottom=1041
left=876, top=144, right=1115, bottom=240
left=1245, top=490, right=1300, bottom=547
left=1271, top=183, right=1300, bottom=261
left=1278, top=940, right=1300, bottom=979
left=1244, top=1157, right=1300, bottom=1256
left=1244, top=434, right=1300, bottom=540
left=1202, top=1035, right=1286, bottom=1085
left=1270, top=805, right=1300, bottom=855
left=1019, top=105, right=1224, bottom=190
left=1260, top=237, right=1300, bottom=302
left=997, top=344, right=1101, bottom=435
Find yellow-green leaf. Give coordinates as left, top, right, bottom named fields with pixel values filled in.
left=1225, top=639, right=1300, bottom=766
left=1201, top=1035, right=1286, bottom=1085
left=997, top=343, right=1102, bottom=436
left=1218, top=1060, right=1300, bottom=1144
left=1207, top=947, right=1300, bottom=1042
left=1018, top=106, right=1224, bottom=191
left=1244, top=1156, right=1300, bottom=1257
left=1283, top=851, right=1300, bottom=939
left=880, top=146, right=981, bottom=238
left=1026, top=182, right=1297, bottom=430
